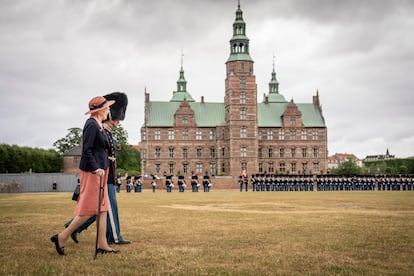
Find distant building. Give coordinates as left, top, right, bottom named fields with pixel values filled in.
left=364, top=148, right=395, bottom=162
left=328, top=153, right=361, bottom=169
left=139, top=3, right=328, bottom=177
left=63, top=145, right=81, bottom=174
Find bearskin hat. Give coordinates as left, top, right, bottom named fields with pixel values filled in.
left=103, top=92, right=128, bottom=121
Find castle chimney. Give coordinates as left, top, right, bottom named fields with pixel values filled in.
left=201, top=96, right=204, bottom=103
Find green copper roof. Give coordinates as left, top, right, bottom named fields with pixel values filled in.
left=146, top=101, right=325, bottom=128
left=146, top=102, right=225, bottom=127
left=258, top=103, right=325, bottom=127
left=170, top=91, right=195, bottom=102
left=226, top=53, right=253, bottom=62
left=266, top=93, right=287, bottom=103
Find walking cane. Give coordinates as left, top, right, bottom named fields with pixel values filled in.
left=94, top=174, right=103, bottom=260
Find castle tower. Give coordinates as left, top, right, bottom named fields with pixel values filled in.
left=224, top=2, right=258, bottom=176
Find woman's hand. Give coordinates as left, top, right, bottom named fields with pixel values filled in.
left=94, top=169, right=105, bottom=177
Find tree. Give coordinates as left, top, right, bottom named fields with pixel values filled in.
left=53, top=127, right=82, bottom=154
left=112, top=124, right=141, bottom=174
left=0, top=144, right=62, bottom=173
left=331, top=158, right=361, bottom=176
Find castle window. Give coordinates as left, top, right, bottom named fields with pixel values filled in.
left=240, top=108, right=246, bottom=120
left=221, top=147, right=225, bottom=157
left=210, top=147, right=216, bottom=158
left=291, top=148, right=296, bottom=158
left=291, top=162, right=297, bottom=174
left=209, top=129, right=215, bottom=140
left=313, top=147, right=319, bottom=158
left=155, top=130, right=160, bottom=140
left=169, top=163, right=174, bottom=174
left=279, top=148, right=285, bottom=158
left=312, top=130, right=319, bottom=140
left=258, top=130, right=262, bottom=140
left=279, top=162, right=286, bottom=173
left=240, top=93, right=246, bottom=104
left=183, top=115, right=188, bottom=125
left=182, top=128, right=188, bottom=140
left=155, top=147, right=161, bottom=158
left=169, top=147, right=174, bottom=158
left=240, top=147, right=247, bottom=157
left=240, top=127, right=247, bottom=138
left=196, top=129, right=202, bottom=140
left=279, top=129, right=285, bottom=140
left=302, top=147, right=307, bottom=158
left=210, top=163, right=216, bottom=175
left=267, top=129, right=273, bottom=140
left=196, top=163, right=203, bottom=174
left=142, top=130, right=146, bottom=140
left=155, top=163, right=161, bottom=173
left=240, top=78, right=246, bottom=89
left=290, top=130, right=296, bottom=140
left=221, top=163, right=225, bottom=173
left=301, top=130, right=307, bottom=140
left=168, top=129, right=174, bottom=140
left=268, top=162, right=274, bottom=173
left=240, top=161, right=247, bottom=172
left=290, top=116, right=296, bottom=126
left=268, top=147, right=273, bottom=158
left=302, top=162, right=308, bottom=174
left=183, top=163, right=189, bottom=174
left=258, top=147, right=262, bottom=158
left=197, top=148, right=202, bottom=158
left=313, top=162, right=319, bottom=173
left=183, top=147, right=188, bottom=158
left=258, top=162, right=263, bottom=173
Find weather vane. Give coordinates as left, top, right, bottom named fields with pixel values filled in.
left=181, top=48, right=184, bottom=69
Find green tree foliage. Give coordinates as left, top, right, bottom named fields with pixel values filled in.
left=364, top=158, right=414, bottom=175
left=53, top=127, right=82, bottom=154
left=331, top=158, right=362, bottom=176
left=0, top=144, right=62, bottom=173
left=112, top=124, right=140, bottom=174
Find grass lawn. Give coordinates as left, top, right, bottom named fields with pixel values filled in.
left=0, top=190, right=413, bottom=275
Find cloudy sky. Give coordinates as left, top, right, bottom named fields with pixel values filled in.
left=1, top=0, right=413, bottom=159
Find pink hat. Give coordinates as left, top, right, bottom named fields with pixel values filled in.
left=85, top=96, right=115, bottom=115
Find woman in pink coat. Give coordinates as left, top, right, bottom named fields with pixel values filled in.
left=51, top=96, right=120, bottom=256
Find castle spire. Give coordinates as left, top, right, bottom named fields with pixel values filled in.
left=266, top=55, right=286, bottom=103
left=227, top=1, right=253, bottom=62
left=170, top=50, right=194, bottom=102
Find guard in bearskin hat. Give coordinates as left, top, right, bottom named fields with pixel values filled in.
left=63, top=92, right=131, bottom=245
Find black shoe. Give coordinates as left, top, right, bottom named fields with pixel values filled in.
left=115, top=239, right=131, bottom=245
left=50, top=234, right=65, bottom=256
left=71, top=232, right=79, bottom=244
left=96, top=248, right=120, bottom=254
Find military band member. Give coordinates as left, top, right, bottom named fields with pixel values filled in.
left=191, top=172, right=199, bottom=192
left=151, top=174, right=157, bottom=192
left=203, top=173, right=211, bottom=192
left=165, top=175, right=173, bottom=192
left=177, top=175, right=186, bottom=192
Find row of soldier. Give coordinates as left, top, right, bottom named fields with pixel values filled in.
left=239, top=174, right=414, bottom=192
left=119, top=174, right=414, bottom=192
left=121, top=174, right=213, bottom=193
